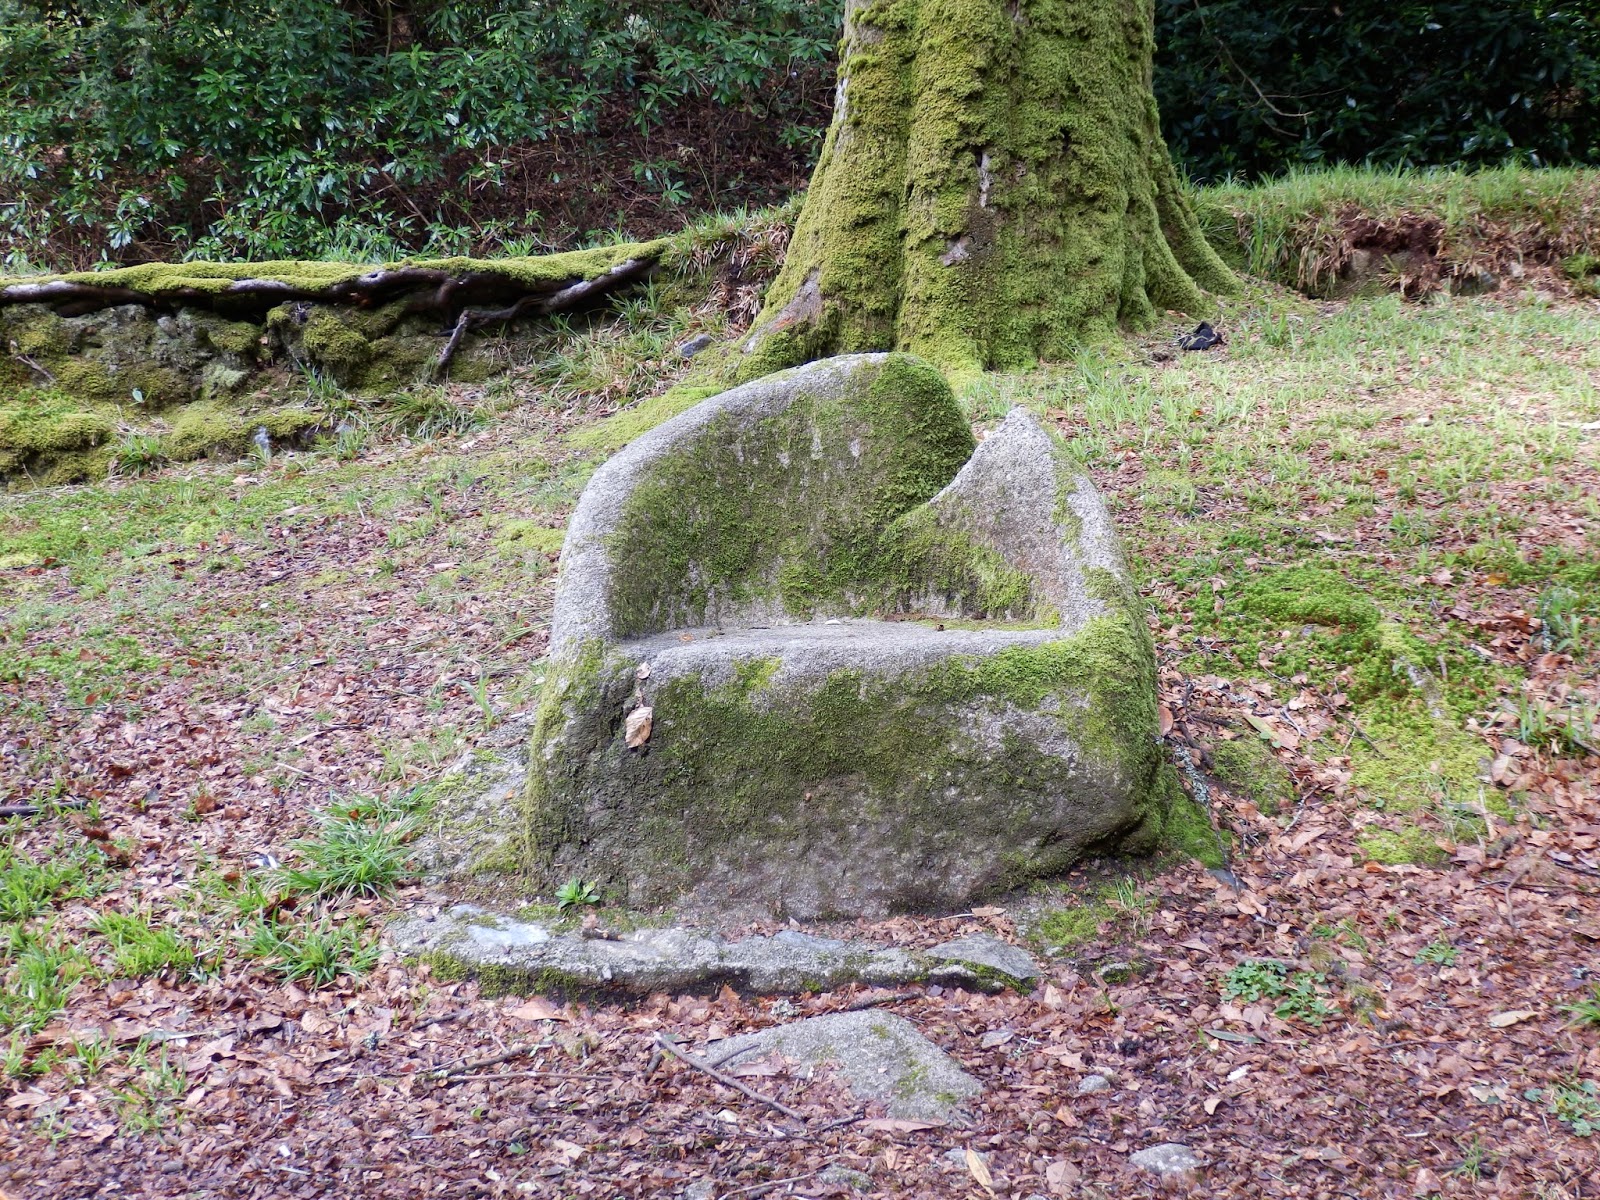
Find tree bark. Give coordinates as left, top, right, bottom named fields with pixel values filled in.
left=740, top=0, right=1236, bottom=379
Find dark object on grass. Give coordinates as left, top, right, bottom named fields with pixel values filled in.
left=0, top=798, right=89, bottom=819
left=1178, top=322, right=1223, bottom=351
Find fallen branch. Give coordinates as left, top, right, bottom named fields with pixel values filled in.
left=1548, top=854, right=1600, bottom=879
left=411, top=1006, right=477, bottom=1031
left=719, top=1173, right=822, bottom=1199
left=432, top=1081, right=617, bottom=1088
left=0, top=250, right=663, bottom=332
left=10, top=351, right=55, bottom=383
left=431, top=254, right=656, bottom=377
left=655, top=1034, right=807, bottom=1123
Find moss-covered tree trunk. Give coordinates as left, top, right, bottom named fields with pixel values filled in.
left=740, top=0, right=1236, bottom=378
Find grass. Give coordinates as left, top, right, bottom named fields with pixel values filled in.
left=113, top=1041, right=190, bottom=1136
left=1561, top=987, right=1600, bottom=1029
left=91, top=910, right=201, bottom=979
left=1192, top=163, right=1600, bottom=292
left=279, top=792, right=428, bottom=900
left=0, top=839, right=108, bottom=1040
left=245, top=914, right=380, bottom=986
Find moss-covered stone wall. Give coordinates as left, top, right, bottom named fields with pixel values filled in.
left=0, top=243, right=661, bottom=486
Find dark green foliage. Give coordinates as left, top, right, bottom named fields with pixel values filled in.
left=1155, top=0, right=1600, bottom=182
left=0, top=0, right=841, bottom=267
left=3, top=0, right=1595, bottom=268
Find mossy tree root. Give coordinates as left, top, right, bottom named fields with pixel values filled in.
left=0, top=253, right=661, bottom=327
left=740, top=0, right=1237, bottom=379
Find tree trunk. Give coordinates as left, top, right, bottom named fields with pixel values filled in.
left=739, top=0, right=1236, bottom=379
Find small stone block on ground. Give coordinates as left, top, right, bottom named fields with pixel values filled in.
left=927, top=933, right=1041, bottom=987
left=706, top=1012, right=981, bottom=1123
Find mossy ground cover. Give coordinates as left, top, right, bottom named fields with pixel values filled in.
left=3, top=174, right=1599, bottom=1195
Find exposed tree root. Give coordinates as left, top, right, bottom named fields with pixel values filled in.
left=0, top=251, right=662, bottom=324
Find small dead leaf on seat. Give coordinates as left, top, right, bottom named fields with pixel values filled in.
left=1489, top=1010, right=1537, bottom=1028
left=507, top=997, right=568, bottom=1022
left=625, top=705, right=654, bottom=748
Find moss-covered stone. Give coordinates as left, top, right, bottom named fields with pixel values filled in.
left=0, top=241, right=666, bottom=296
left=527, top=355, right=1168, bottom=916
left=567, top=384, right=725, bottom=454
left=599, top=355, right=975, bottom=637
left=0, top=389, right=116, bottom=485
left=163, top=402, right=321, bottom=461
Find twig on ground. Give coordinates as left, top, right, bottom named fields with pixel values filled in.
left=841, top=990, right=921, bottom=1012
left=426, top=1041, right=549, bottom=1078
left=435, top=1081, right=614, bottom=1088
left=413, top=1006, right=476, bottom=1030
left=719, top=1172, right=822, bottom=1199
left=655, top=1034, right=807, bottom=1122
left=1549, top=854, right=1600, bottom=879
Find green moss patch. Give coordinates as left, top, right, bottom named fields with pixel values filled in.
left=604, top=356, right=976, bottom=634
left=1358, top=824, right=1450, bottom=866
left=567, top=384, right=723, bottom=454
left=1211, top=736, right=1295, bottom=817
left=0, top=389, right=116, bottom=485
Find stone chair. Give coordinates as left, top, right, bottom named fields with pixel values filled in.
left=524, top=353, right=1165, bottom=918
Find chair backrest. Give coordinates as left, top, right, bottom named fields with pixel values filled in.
left=551, top=353, right=976, bottom=655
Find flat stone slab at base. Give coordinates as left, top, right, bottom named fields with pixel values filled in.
left=927, top=933, right=1042, bottom=987
left=388, top=905, right=1042, bottom=997
left=707, top=1012, right=981, bottom=1122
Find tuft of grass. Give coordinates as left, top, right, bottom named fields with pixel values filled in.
left=91, top=909, right=200, bottom=978
left=112, top=432, right=168, bottom=476
left=1415, top=938, right=1459, bottom=967
left=245, top=914, right=380, bottom=986
left=385, top=388, right=482, bottom=439
left=279, top=791, right=428, bottom=900
left=114, top=1040, right=189, bottom=1136
left=1561, top=986, right=1600, bottom=1029
left=0, top=935, right=93, bottom=1036
left=0, top=840, right=102, bottom=923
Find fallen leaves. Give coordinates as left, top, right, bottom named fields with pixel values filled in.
left=1489, top=1009, right=1539, bottom=1028
left=507, top=997, right=570, bottom=1023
